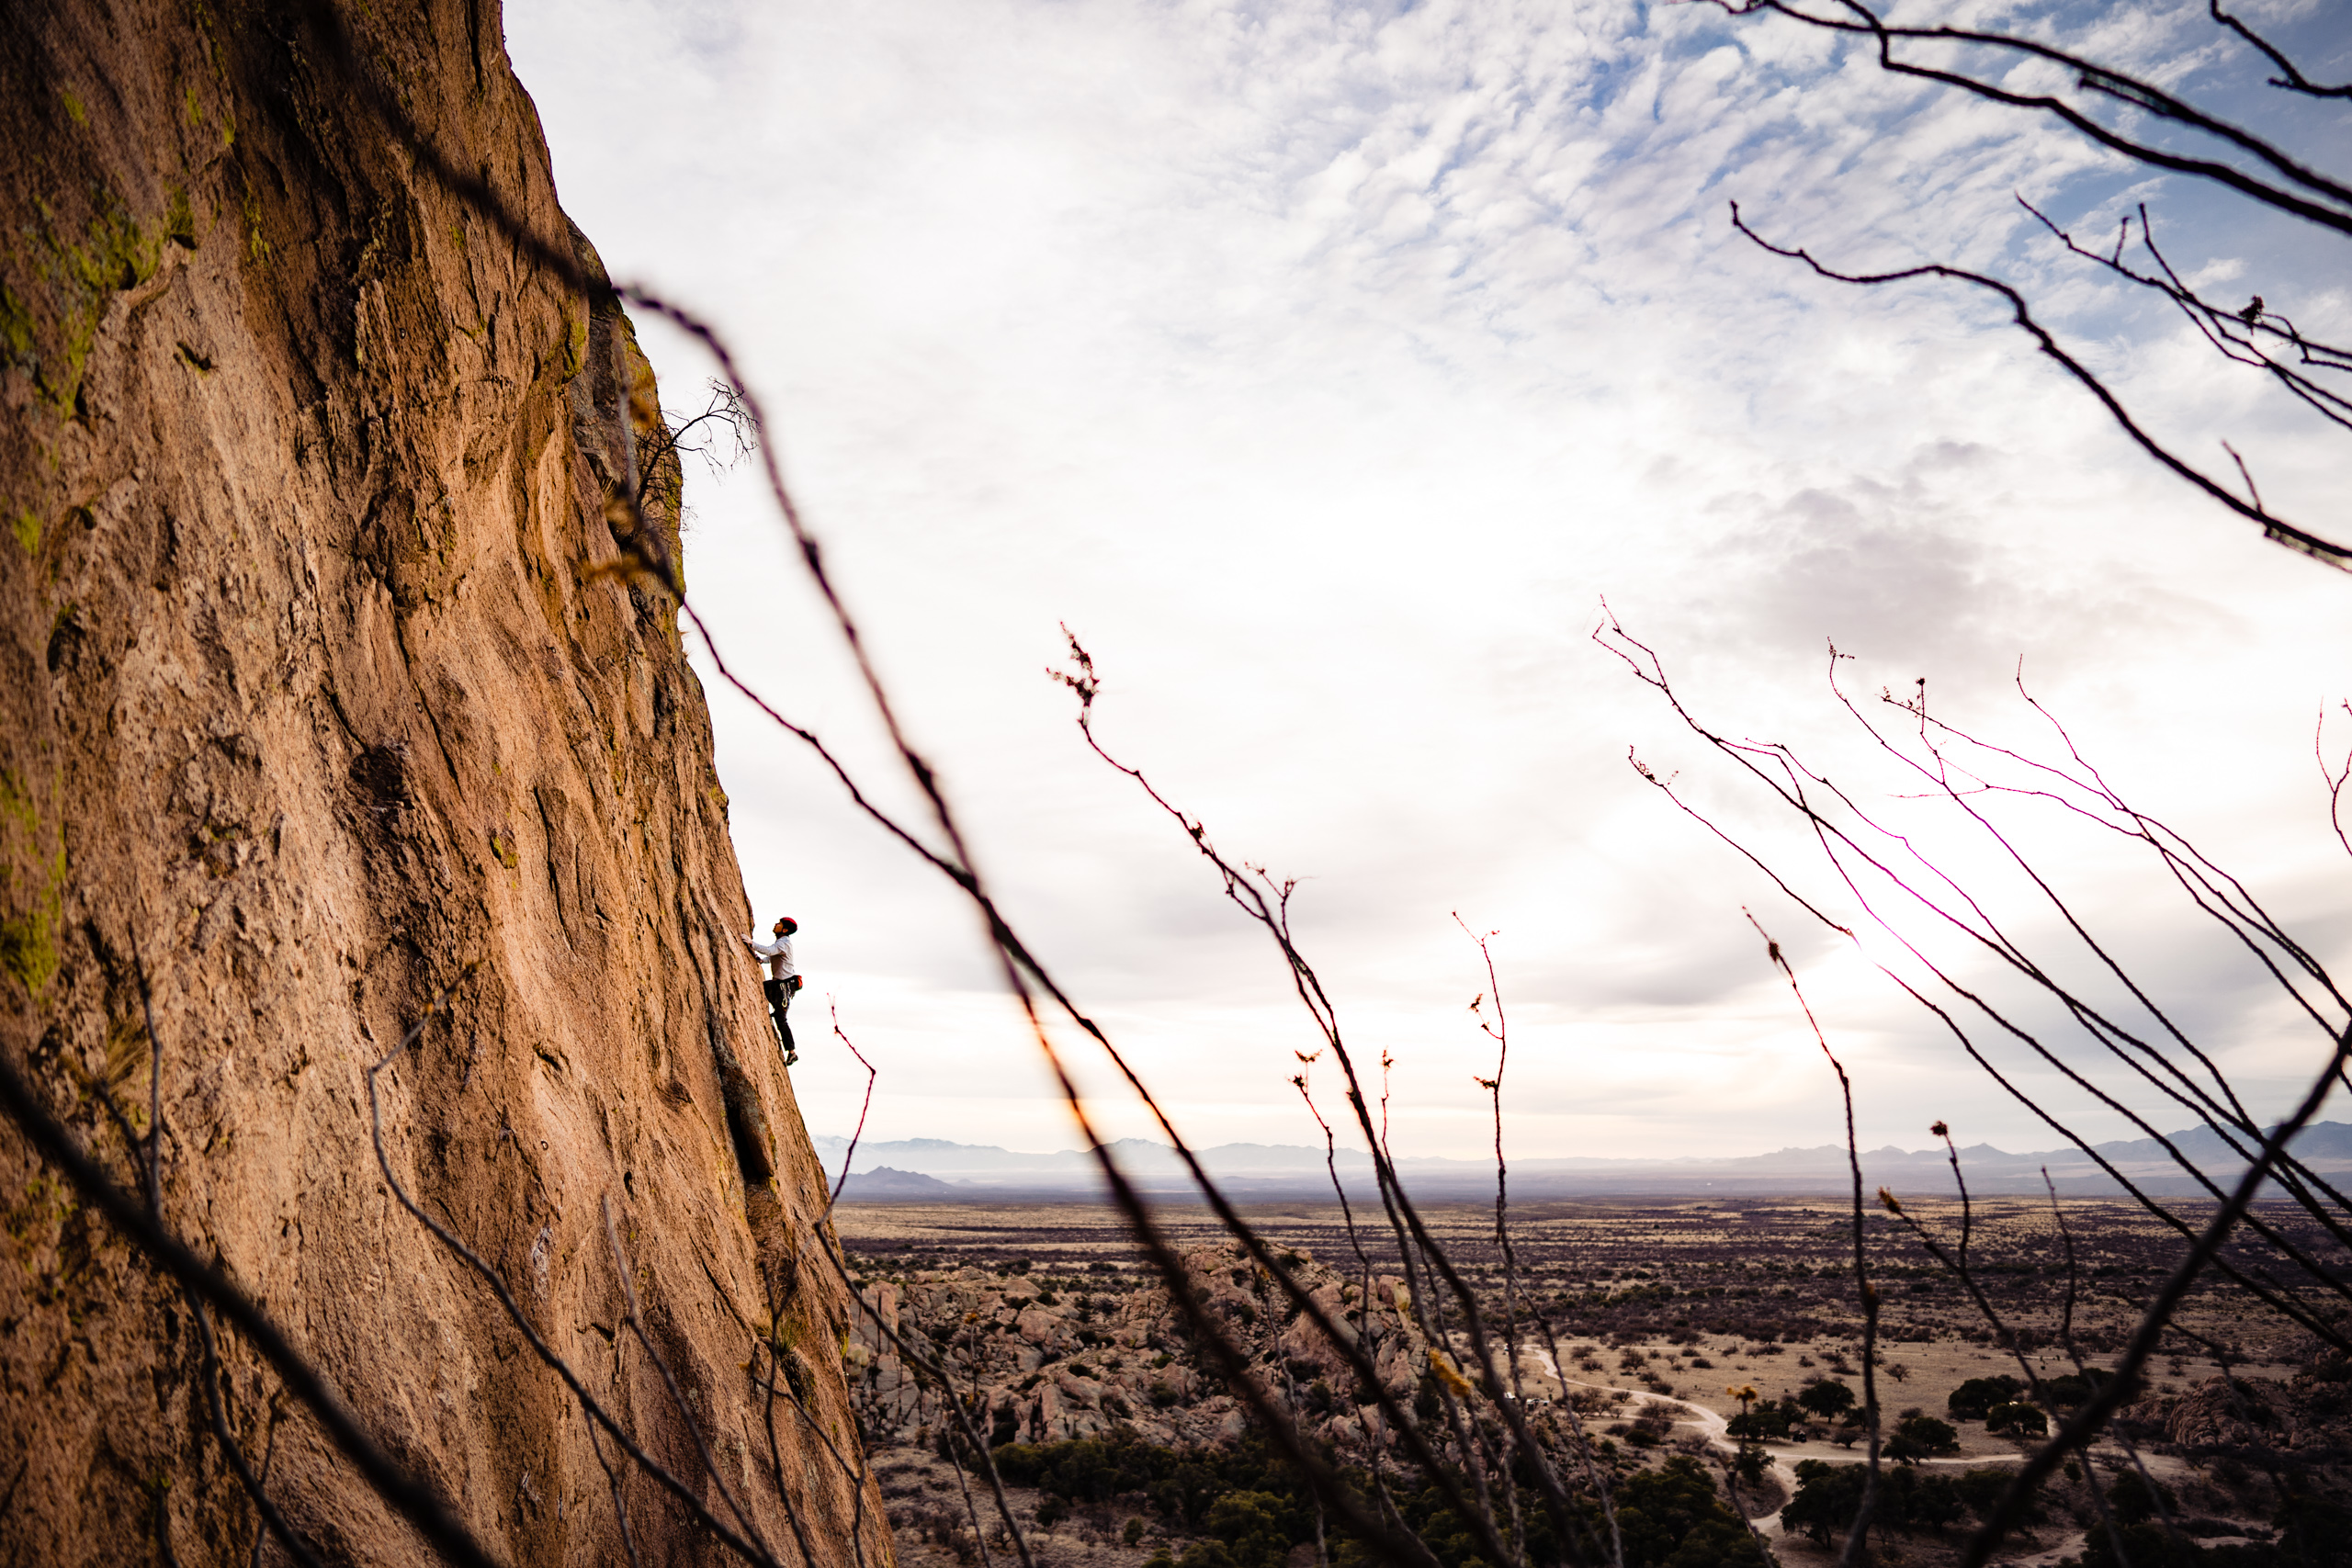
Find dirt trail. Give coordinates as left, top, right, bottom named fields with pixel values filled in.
left=1530, top=1350, right=1800, bottom=1537
left=1525, top=1351, right=2128, bottom=1562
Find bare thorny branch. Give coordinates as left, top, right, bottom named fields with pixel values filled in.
left=0, top=1017, right=505, bottom=1568
left=1713, top=0, right=2352, bottom=570
left=1709, top=0, right=2352, bottom=228
left=822, top=1000, right=879, bottom=1225
left=1053, top=629, right=1623, bottom=1567
left=1605, top=613, right=2352, bottom=1566
left=1727, top=201, right=2352, bottom=571
left=1747, top=910, right=1883, bottom=1568
left=1598, top=613, right=2352, bottom=1336
left=0, top=7, right=1504, bottom=1563
left=2024, top=197, right=2351, bottom=423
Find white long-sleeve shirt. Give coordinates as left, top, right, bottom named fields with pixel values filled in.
left=741, top=931, right=797, bottom=982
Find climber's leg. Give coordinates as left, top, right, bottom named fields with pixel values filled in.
left=763, top=976, right=798, bottom=1064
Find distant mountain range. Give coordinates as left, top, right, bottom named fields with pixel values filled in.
left=815, top=1123, right=2352, bottom=1202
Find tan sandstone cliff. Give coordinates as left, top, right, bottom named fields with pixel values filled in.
left=0, top=4, right=887, bottom=1563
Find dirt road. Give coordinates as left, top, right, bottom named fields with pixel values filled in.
left=1524, top=1351, right=2111, bottom=1562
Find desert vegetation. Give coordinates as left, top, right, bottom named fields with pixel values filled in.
left=834, top=1198, right=2352, bottom=1565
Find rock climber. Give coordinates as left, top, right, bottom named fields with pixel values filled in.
left=740, top=916, right=801, bottom=1066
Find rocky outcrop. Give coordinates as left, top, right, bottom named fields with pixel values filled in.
left=0, top=4, right=881, bottom=1564
left=2123, top=1367, right=2352, bottom=1461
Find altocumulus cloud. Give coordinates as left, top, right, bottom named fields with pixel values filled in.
left=506, top=0, right=2352, bottom=1160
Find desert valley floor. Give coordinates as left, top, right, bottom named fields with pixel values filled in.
left=829, top=1194, right=2338, bottom=1566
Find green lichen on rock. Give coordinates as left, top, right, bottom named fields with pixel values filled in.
left=4, top=1172, right=74, bottom=1269
left=163, top=185, right=196, bottom=251
left=239, top=180, right=268, bottom=265
left=56, top=201, right=164, bottom=410
left=71, top=199, right=164, bottom=296
left=0, top=281, right=34, bottom=366
left=0, top=863, right=65, bottom=998
left=0, top=770, right=64, bottom=998
left=0, top=773, right=36, bottom=841
left=3, top=190, right=169, bottom=416
left=561, top=308, right=586, bottom=377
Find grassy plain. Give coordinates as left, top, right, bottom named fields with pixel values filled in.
left=837, top=1192, right=2313, bottom=1388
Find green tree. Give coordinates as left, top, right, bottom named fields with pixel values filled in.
left=1796, top=1380, right=1857, bottom=1420
left=1785, top=1458, right=1980, bottom=1546
left=1946, top=1376, right=2024, bottom=1421
left=1610, top=1455, right=1768, bottom=1568
left=1984, top=1402, right=2047, bottom=1438
left=1204, top=1492, right=1291, bottom=1568
left=2108, top=1470, right=2176, bottom=1528
left=2275, top=1488, right=2352, bottom=1568
left=1782, top=1461, right=1865, bottom=1546
left=1886, top=1413, right=1960, bottom=1463
left=1955, top=1466, right=2043, bottom=1528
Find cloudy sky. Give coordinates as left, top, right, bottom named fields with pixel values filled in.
left=503, top=0, right=2352, bottom=1167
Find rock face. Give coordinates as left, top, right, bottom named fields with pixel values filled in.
left=0, top=4, right=884, bottom=1564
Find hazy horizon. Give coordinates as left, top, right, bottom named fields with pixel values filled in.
left=810, top=1117, right=2352, bottom=1168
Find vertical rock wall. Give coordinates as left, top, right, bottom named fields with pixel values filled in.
left=0, top=3, right=884, bottom=1563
